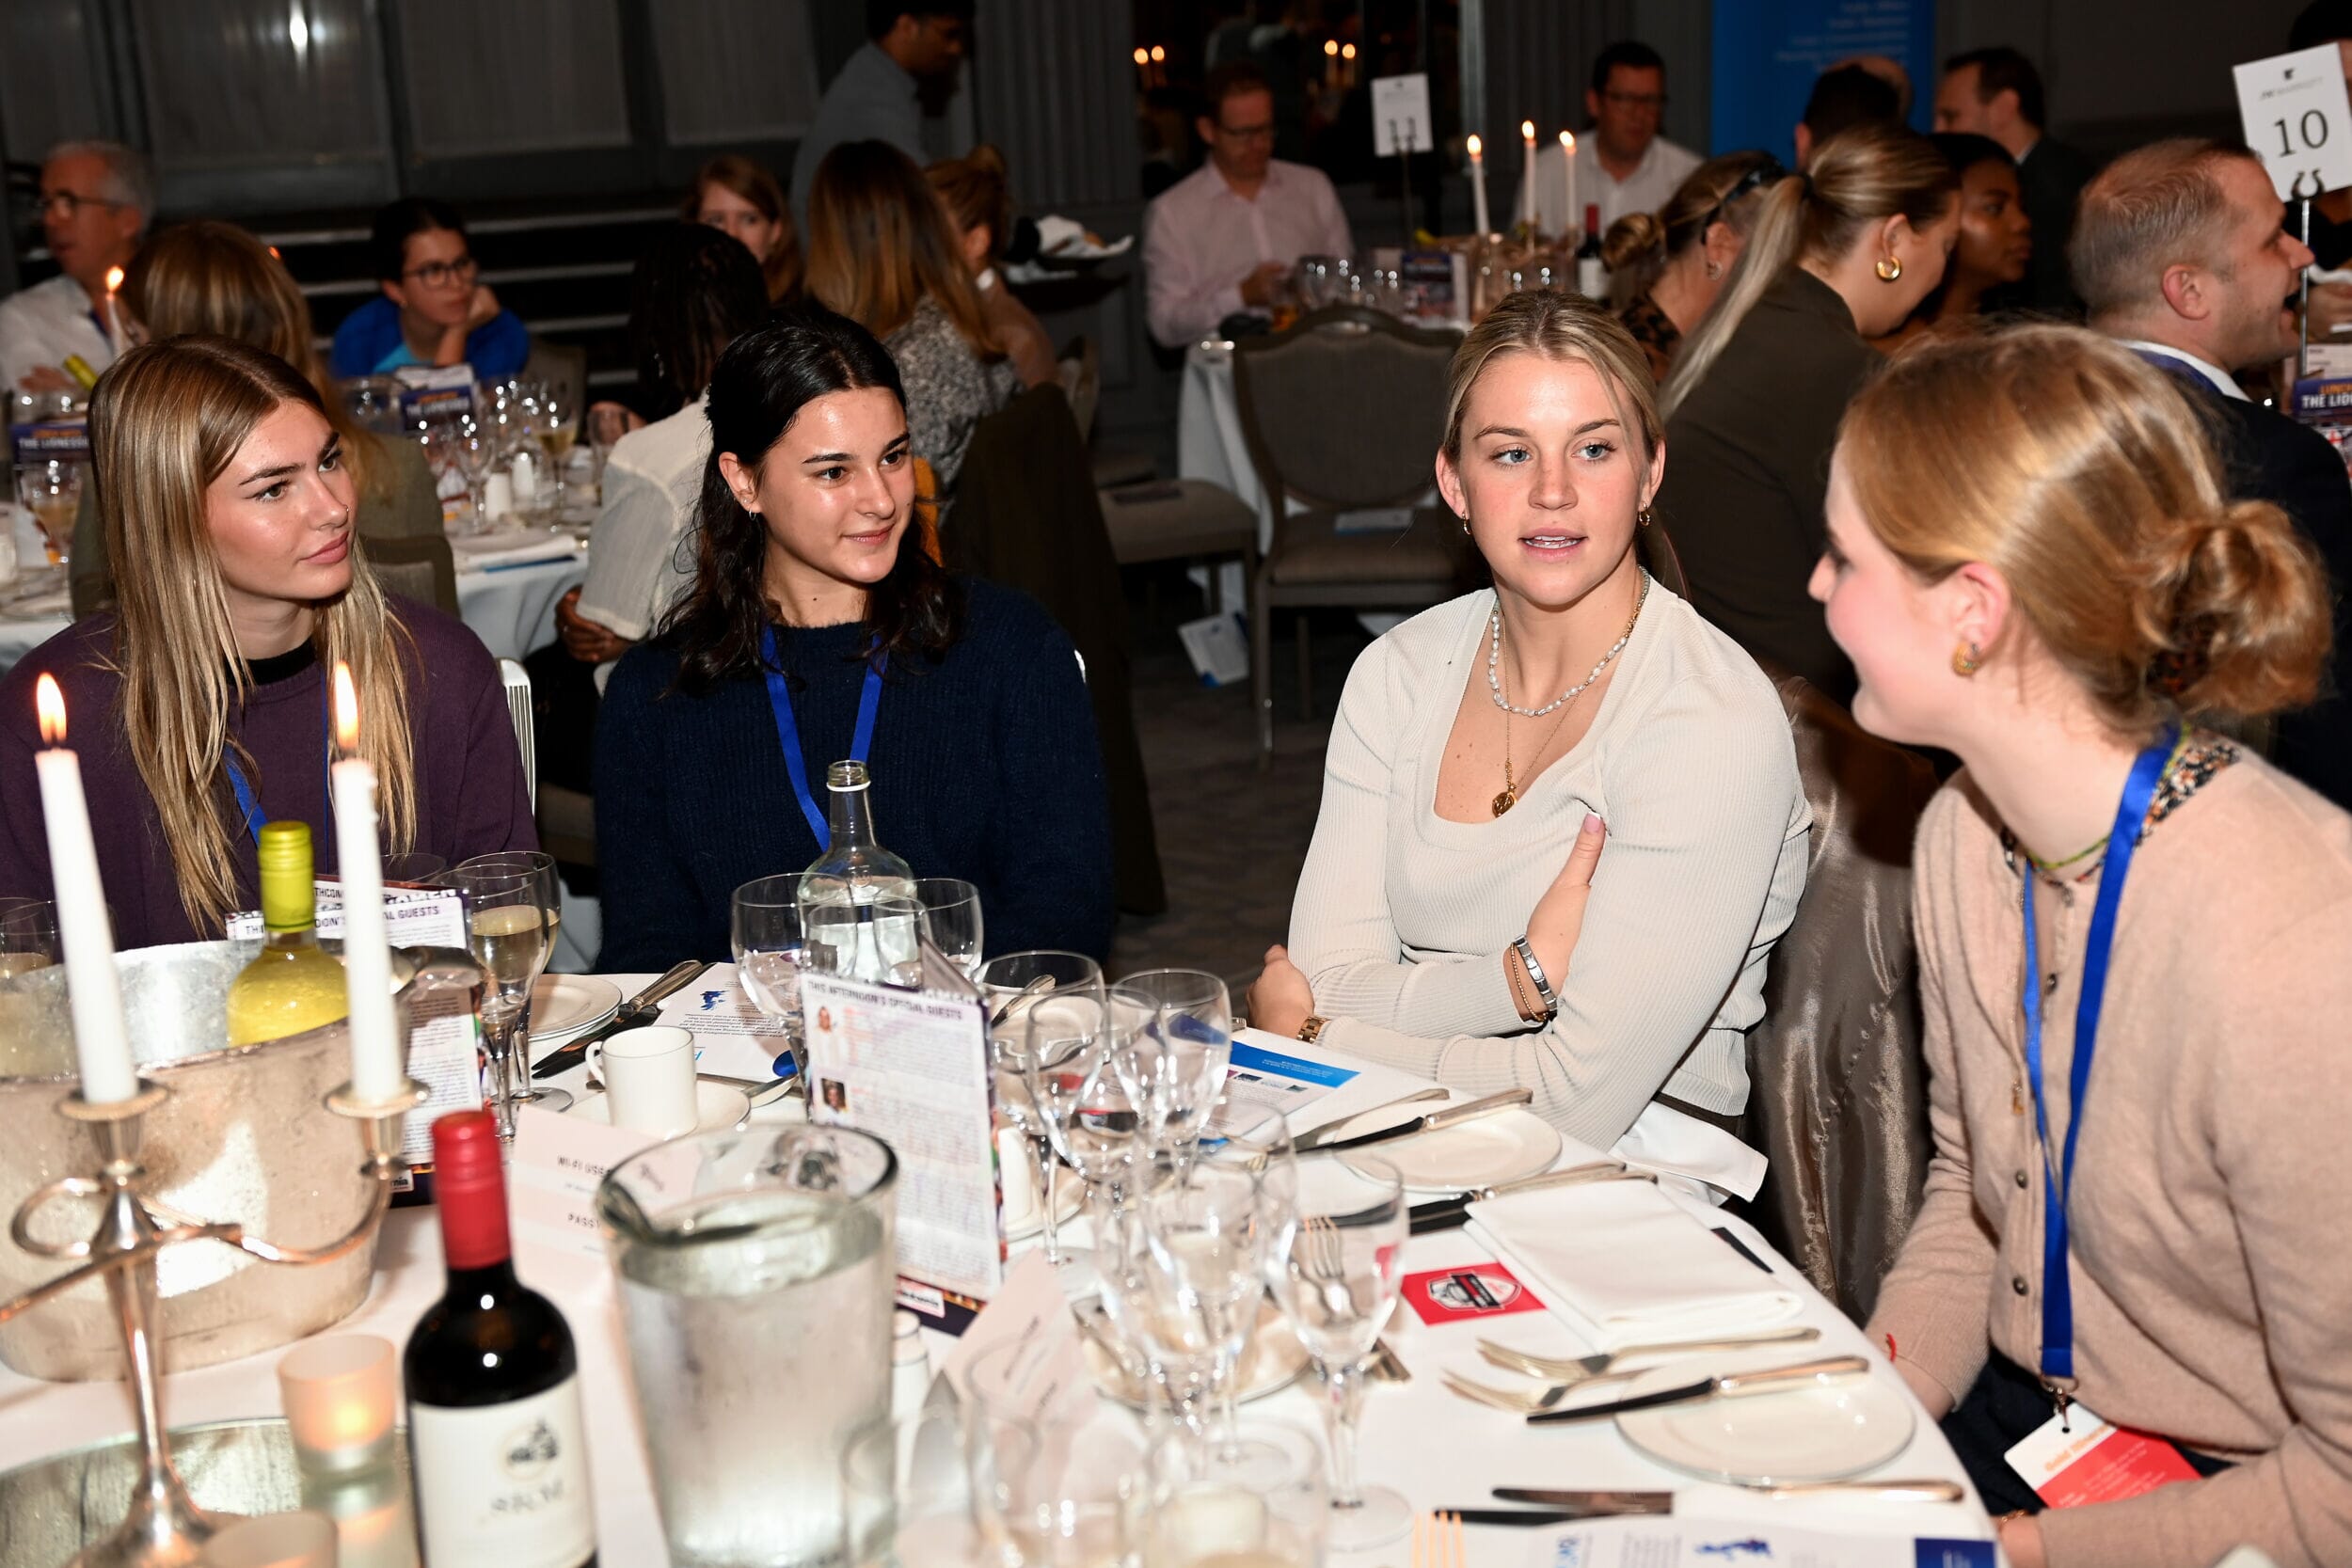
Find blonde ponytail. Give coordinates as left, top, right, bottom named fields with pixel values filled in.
left=1659, top=174, right=1805, bottom=419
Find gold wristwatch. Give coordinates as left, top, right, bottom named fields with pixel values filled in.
left=1296, top=1015, right=1328, bottom=1045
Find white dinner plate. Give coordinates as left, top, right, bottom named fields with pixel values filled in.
left=1082, top=1299, right=1308, bottom=1410
left=1614, top=1347, right=1918, bottom=1484
left=1329, top=1105, right=1563, bottom=1194
left=570, top=1080, right=750, bottom=1136
left=532, top=974, right=621, bottom=1043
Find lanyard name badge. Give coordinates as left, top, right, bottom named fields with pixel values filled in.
left=761, top=625, right=883, bottom=850
left=2019, top=721, right=2177, bottom=1421
left=222, top=684, right=334, bottom=844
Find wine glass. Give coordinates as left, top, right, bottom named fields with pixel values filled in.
left=1264, top=1156, right=1410, bottom=1551
left=0, top=897, right=59, bottom=977
left=977, top=951, right=1104, bottom=1272
left=732, top=873, right=810, bottom=1080
left=1184, top=1098, right=1295, bottom=1477
left=1108, top=970, right=1232, bottom=1159
left=453, top=851, right=568, bottom=1112
left=914, top=878, right=984, bottom=979
left=440, top=863, right=555, bottom=1136
left=803, top=893, right=922, bottom=986
left=1025, top=996, right=1142, bottom=1294
left=14, top=460, right=79, bottom=570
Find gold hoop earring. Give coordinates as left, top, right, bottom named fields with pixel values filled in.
left=1951, top=640, right=1982, bottom=676
left=1458, top=515, right=1470, bottom=535
left=1704, top=261, right=1722, bottom=279
left=1636, top=506, right=1655, bottom=529
left=1875, top=255, right=1903, bottom=283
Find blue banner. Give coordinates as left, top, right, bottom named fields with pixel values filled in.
left=1708, top=0, right=1938, bottom=158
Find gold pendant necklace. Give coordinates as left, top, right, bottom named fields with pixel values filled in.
left=1492, top=576, right=1648, bottom=817
left=1494, top=705, right=1519, bottom=816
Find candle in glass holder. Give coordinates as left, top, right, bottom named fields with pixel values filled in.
left=1519, top=121, right=1538, bottom=235
left=33, top=675, right=134, bottom=1103
left=329, top=664, right=402, bottom=1102
left=1466, top=134, right=1492, bottom=237
left=277, top=1334, right=399, bottom=1475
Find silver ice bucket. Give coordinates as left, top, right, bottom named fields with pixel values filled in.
left=0, top=940, right=453, bottom=1382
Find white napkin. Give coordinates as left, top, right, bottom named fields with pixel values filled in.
left=1466, top=1179, right=1803, bottom=1351
left=449, top=531, right=580, bottom=571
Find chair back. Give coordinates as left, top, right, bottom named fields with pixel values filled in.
left=1057, top=335, right=1102, bottom=442
left=362, top=533, right=458, bottom=616
left=498, top=657, right=536, bottom=809
left=1744, top=665, right=1942, bottom=1323
left=1232, top=308, right=1459, bottom=514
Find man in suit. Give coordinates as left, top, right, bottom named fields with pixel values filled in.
left=2074, top=138, right=2352, bottom=811
left=1935, top=47, right=2094, bottom=317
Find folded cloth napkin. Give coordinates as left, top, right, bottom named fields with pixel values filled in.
left=1466, top=1179, right=1803, bottom=1351
left=449, top=531, right=580, bottom=571
left=1, top=587, right=72, bottom=618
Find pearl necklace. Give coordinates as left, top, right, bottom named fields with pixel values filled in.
left=1486, top=573, right=1649, bottom=718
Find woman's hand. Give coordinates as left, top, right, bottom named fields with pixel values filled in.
left=465, top=282, right=503, bottom=333
left=1247, top=944, right=1315, bottom=1037
left=1996, top=1513, right=2045, bottom=1568
left=556, top=588, right=634, bottom=665
left=1523, top=813, right=1607, bottom=988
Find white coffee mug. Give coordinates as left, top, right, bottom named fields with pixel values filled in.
left=588, top=1025, right=697, bottom=1138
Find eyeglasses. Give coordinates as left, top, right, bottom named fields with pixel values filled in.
left=1600, top=90, right=1668, bottom=110
left=1704, top=157, right=1789, bottom=229
left=38, top=190, right=129, bottom=221
left=1214, top=120, right=1276, bottom=143
left=402, top=255, right=478, bottom=288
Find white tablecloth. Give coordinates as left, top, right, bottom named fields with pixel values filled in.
left=0, top=552, right=589, bottom=676
left=0, top=990, right=1993, bottom=1566
left=1178, top=343, right=1270, bottom=543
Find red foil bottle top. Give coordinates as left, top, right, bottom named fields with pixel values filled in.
left=430, top=1109, right=512, bottom=1271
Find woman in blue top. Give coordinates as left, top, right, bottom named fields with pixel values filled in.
left=328, top=198, right=531, bottom=381
left=593, top=304, right=1114, bottom=970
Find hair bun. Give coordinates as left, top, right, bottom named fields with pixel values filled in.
left=2149, top=498, right=2329, bottom=719
left=1601, top=212, right=1666, bottom=274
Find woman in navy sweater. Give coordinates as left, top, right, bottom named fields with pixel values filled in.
left=594, top=305, right=1113, bottom=970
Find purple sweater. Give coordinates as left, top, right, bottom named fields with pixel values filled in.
left=0, top=599, right=535, bottom=949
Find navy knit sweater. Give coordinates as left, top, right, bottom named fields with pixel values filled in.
left=593, top=578, right=1114, bottom=971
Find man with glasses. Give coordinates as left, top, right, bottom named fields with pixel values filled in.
left=329, top=197, right=529, bottom=381
left=1143, top=60, right=1352, bottom=347
left=789, top=2, right=975, bottom=230
left=1524, top=42, right=1700, bottom=237
left=0, top=141, right=151, bottom=394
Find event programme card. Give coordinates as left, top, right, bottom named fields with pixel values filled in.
left=1521, top=1522, right=1994, bottom=1567
left=1216, top=1039, right=1359, bottom=1129
left=508, top=1103, right=656, bottom=1261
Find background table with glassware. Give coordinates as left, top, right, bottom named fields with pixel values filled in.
left=0, top=979, right=1994, bottom=1566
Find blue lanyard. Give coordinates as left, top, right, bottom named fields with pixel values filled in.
left=2020, top=721, right=2177, bottom=1388
left=221, top=683, right=334, bottom=845
left=760, top=624, right=883, bottom=850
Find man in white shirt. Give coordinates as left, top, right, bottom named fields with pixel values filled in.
left=0, top=141, right=151, bottom=393
left=1143, top=61, right=1352, bottom=348
left=1522, top=41, right=1701, bottom=237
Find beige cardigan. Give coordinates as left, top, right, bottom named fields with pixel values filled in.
left=1867, top=757, right=2352, bottom=1568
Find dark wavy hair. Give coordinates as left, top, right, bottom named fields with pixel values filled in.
left=628, top=220, right=772, bottom=422
left=661, top=304, right=964, bottom=694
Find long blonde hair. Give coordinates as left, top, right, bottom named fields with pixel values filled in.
left=1839, top=325, right=2328, bottom=738
left=121, top=220, right=388, bottom=500
left=1600, top=150, right=1783, bottom=309
left=90, top=338, right=418, bottom=934
left=803, top=139, right=1002, bottom=358
left=1660, top=123, right=1957, bottom=419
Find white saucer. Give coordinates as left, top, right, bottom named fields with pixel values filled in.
left=1614, top=1347, right=1918, bottom=1484
left=570, top=1080, right=750, bottom=1136
left=1329, top=1105, right=1564, bottom=1193
left=532, top=974, right=621, bottom=1042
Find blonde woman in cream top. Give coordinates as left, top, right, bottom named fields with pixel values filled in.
left=1249, top=290, right=1810, bottom=1195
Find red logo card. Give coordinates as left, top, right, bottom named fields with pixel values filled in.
left=1401, top=1259, right=1545, bottom=1325
left=2005, top=1403, right=2202, bottom=1508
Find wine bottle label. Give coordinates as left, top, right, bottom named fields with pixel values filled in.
left=408, top=1377, right=596, bottom=1568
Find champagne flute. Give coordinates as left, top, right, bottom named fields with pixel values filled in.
left=1264, top=1155, right=1410, bottom=1550
left=913, top=878, right=984, bottom=979
left=453, top=851, right=568, bottom=1112
left=977, top=951, right=1104, bottom=1272
left=441, top=863, right=554, bottom=1137
left=732, top=874, right=810, bottom=1079
left=14, top=460, right=79, bottom=570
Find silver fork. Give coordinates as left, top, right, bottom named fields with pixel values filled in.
left=1441, top=1368, right=1595, bottom=1416
left=1478, top=1324, right=1821, bottom=1384
left=1297, top=1213, right=1354, bottom=1319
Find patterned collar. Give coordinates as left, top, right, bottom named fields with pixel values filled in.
left=1998, top=729, right=2240, bottom=886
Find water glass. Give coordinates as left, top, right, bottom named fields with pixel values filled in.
left=1265, top=1157, right=1409, bottom=1551
left=999, top=1405, right=1153, bottom=1568
left=1025, top=994, right=1144, bottom=1272
left=1138, top=1419, right=1327, bottom=1568
left=732, top=874, right=811, bottom=1076
left=913, top=878, right=984, bottom=979
left=977, top=952, right=1105, bottom=1270
left=804, top=893, right=922, bottom=988
left=599, top=1126, right=899, bottom=1568
left=841, top=1407, right=1036, bottom=1568
left=0, top=896, right=59, bottom=976
left=1109, top=970, right=1232, bottom=1156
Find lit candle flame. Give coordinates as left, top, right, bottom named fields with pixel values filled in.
left=333, top=661, right=359, bottom=754
left=1562, top=130, right=1575, bottom=152
left=1466, top=134, right=1483, bottom=158
left=1522, top=119, right=1536, bottom=142
left=104, top=265, right=124, bottom=295
left=1133, top=46, right=1148, bottom=66
left=36, top=674, right=65, bottom=747
left=1341, top=42, right=1356, bottom=60
left=1325, top=38, right=1339, bottom=56
left=1150, top=44, right=1165, bottom=63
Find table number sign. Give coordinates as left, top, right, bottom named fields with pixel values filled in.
left=1370, top=73, right=1433, bottom=157
left=2234, top=47, right=2352, bottom=201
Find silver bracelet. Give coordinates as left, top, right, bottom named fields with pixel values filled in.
left=1512, top=936, right=1559, bottom=1021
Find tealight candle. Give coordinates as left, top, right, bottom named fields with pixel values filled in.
left=33, top=675, right=134, bottom=1103
left=329, top=665, right=402, bottom=1102
left=276, top=1334, right=398, bottom=1475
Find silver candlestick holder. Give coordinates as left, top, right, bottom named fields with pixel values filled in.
left=0, top=1072, right=427, bottom=1568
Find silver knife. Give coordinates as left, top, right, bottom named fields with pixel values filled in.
left=1523, top=1354, right=1871, bottom=1425
left=1486, top=1489, right=1673, bottom=1515
left=1291, top=1087, right=1450, bottom=1151
left=1303, top=1088, right=1535, bottom=1154
left=532, top=959, right=708, bottom=1078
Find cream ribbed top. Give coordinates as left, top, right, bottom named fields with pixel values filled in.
left=1286, top=580, right=1811, bottom=1152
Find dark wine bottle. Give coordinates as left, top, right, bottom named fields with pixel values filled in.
left=404, top=1109, right=597, bottom=1568
left=1577, top=201, right=1609, bottom=300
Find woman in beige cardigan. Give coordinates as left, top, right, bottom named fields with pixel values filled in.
left=1812, top=325, right=2352, bottom=1568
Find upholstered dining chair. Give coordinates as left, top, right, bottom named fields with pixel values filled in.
left=361, top=533, right=458, bottom=616
left=1231, top=307, right=1480, bottom=762
left=1744, top=664, right=1943, bottom=1325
